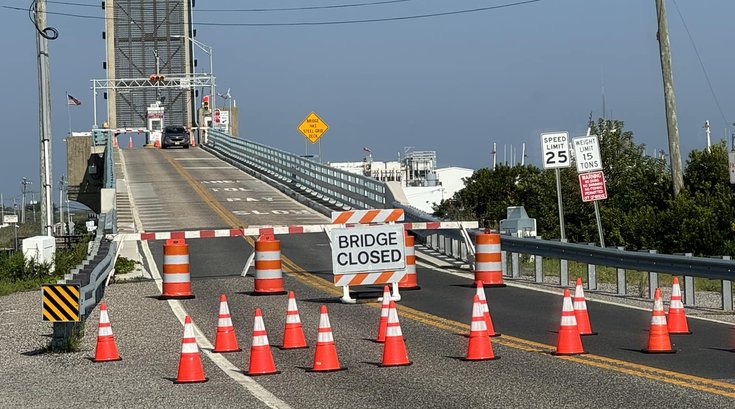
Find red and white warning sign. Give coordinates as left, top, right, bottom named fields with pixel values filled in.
left=579, top=171, right=607, bottom=202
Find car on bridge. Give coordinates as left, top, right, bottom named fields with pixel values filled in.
left=161, top=125, right=189, bottom=149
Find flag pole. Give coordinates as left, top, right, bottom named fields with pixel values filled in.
left=66, top=91, right=72, bottom=136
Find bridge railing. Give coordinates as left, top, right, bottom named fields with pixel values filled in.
left=207, top=130, right=389, bottom=210
left=391, top=202, right=734, bottom=310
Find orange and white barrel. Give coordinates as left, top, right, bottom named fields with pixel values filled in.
left=474, top=232, right=504, bottom=287
left=253, top=234, right=287, bottom=295
left=398, top=232, right=420, bottom=290
left=161, top=239, right=195, bottom=299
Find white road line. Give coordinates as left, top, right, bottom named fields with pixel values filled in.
left=182, top=166, right=234, bottom=169
left=119, top=149, right=292, bottom=409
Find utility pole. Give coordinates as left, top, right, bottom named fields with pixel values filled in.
left=655, top=0, right=684, bottom=196
left=21, top=177, right=31, bottom=224
left=35, top=0, right=55, bottom=235
left=59, top=175, right=65, bottom=234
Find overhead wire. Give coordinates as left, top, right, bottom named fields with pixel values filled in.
left=14, top=0, right=424, bottom=12
left=671, top=0, right=729, bottom=128
left=2, top=0, right=543, bottom=26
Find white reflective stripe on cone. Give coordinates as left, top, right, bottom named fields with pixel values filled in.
left=573, top=301, right=587, bottom=310
left=286, top=314, right=301, bottom=324
left=163, top=254, right=189, bottom=264
left=317, top=330, right=334, bottom=343
left=471, top=320, right=487, bottom=332
left=254, top=270, right=282, bottom=279
left=252, top=335, right=269, bottom=346
left=670, top=300, right=684, bottom=309
left=218, top=317, right=233, bottom=327
left=255, top=251, right=281, bottom=260
left=98, top=326, right=113, bottom=336
left=163, top=273, right=191, bottom=283
left=475, top=262, right=502, bottom=270
left=651, top=316, right=667, bottom=326
left=182, top=342, right=199, bottom=354
left=560, top=315, right=577, bottom=326
left=476, top=243, right=501, bottom=252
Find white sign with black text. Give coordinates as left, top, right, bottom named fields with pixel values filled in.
left=330, top=224, right=406, bottom=275
left=573, top=135, right=603, bottom=173
left=541, top=131, right=571, bottom=169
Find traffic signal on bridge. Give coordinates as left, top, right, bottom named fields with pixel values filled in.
left=148, top=74, right=165, bottom=82
left=202, top=95, right=210, bottom=111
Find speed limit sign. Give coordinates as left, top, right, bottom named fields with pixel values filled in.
left=540, top=131, right=571, bottom=169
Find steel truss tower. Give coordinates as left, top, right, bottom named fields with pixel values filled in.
left=104, top=0, right=195, bottom=129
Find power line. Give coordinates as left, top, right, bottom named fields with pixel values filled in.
left=671, top=0, right=729, bottom=128
left=15, top=0, right=423, bottom=12
left=2, top=0, right=543, bottom=26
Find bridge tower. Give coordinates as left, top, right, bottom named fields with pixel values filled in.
left=104, top=0, right=195, bottom=130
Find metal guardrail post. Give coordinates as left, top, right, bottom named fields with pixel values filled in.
left=512, top=251, right=520, bottom=278
left=722, top=256, right=733, bottom=311
left=534, top=236, right=544, bottom=283
left=647, top=250, right=658, bottom=299
left=683, top=253, right=695, bottom=306
left=616, top=246, right=626, bottom=295
left=560, top=239, right=568, bottom=287
left=587, top=243, right=597, bottom=290
left=501, top=249, right=508, bottom=276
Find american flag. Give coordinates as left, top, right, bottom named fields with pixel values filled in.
left=67, top=94, right=81, bottom=106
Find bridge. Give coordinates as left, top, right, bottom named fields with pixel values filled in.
left=4, top=129, right=735, bottom=407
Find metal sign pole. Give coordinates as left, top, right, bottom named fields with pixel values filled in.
left=593, top=200, right=605, bottom=248
left=555, top=168, right=566, bottom=240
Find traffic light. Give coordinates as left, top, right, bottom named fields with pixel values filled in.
left=148, top=74, right=165, bottom=82
left=202, top=95, right=210, bottom=111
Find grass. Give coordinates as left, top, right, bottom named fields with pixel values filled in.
left=114, top=256, right=139, bottom=275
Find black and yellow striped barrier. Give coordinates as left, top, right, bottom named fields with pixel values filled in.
left=42, top=284, right=80, bottom=322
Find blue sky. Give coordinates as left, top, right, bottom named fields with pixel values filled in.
left=0, top=0, right=734, bottom=207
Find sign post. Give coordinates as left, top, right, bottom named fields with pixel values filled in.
left=573, top=134, right=606, bottom=247
left=298, top=112, right=329, bottom=161
left=729, top=151, right=735, bottom=184
left=541, top=131, right=570, bottom=240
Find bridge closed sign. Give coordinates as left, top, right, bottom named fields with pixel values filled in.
left=330, top=224, right=405, bottom=275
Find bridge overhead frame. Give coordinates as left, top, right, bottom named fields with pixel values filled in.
left=104, top=0, right=195, bottom=129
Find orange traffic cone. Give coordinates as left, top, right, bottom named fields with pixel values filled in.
left=463, top=295, right=497, bottom=361
left=128, top=135, right=133, bottom=149
left=92, top=303, right=121, bottom=362
left=667, top=277, right=691, bottom=334
left=175, top=316, right=208, bottom=383
left=113, top=135, right=119, bottom=148
left=281, top=291, right=308, bottom=349
left=246, top=308, right=279, bottom=376
left=573, top=278, right=597, bottom=336
left=213, top=294, right=241, bottom=353
left=381, top=301, right=412, bottom=367
left=554, top=289, right=586, bottom=356
left=642, top=288, right=676, bottom=353
left=307, top=305, right=346, bottom=372
left=375, top=286, right=390, bottom=343
left=153, top=139, right=160, bottom=149
left=475, top=280, right=500, bottom=337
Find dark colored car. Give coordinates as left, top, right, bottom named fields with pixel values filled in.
left=161, top=125, right=189, bottom=149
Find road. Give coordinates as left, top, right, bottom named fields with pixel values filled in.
left=2, top=145, right=733, bottom=408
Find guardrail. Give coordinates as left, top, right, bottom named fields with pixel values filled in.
left=402, top=210, right=735, bottom=311
left=52, top=211, right=117, bottom=349
left=207, top=130, right=389, bottom=210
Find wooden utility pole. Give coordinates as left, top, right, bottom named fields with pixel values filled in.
left=655, top=0, right=684, bottom=196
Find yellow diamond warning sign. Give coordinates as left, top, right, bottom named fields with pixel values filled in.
left=298, top=112, right=329, bottom=144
